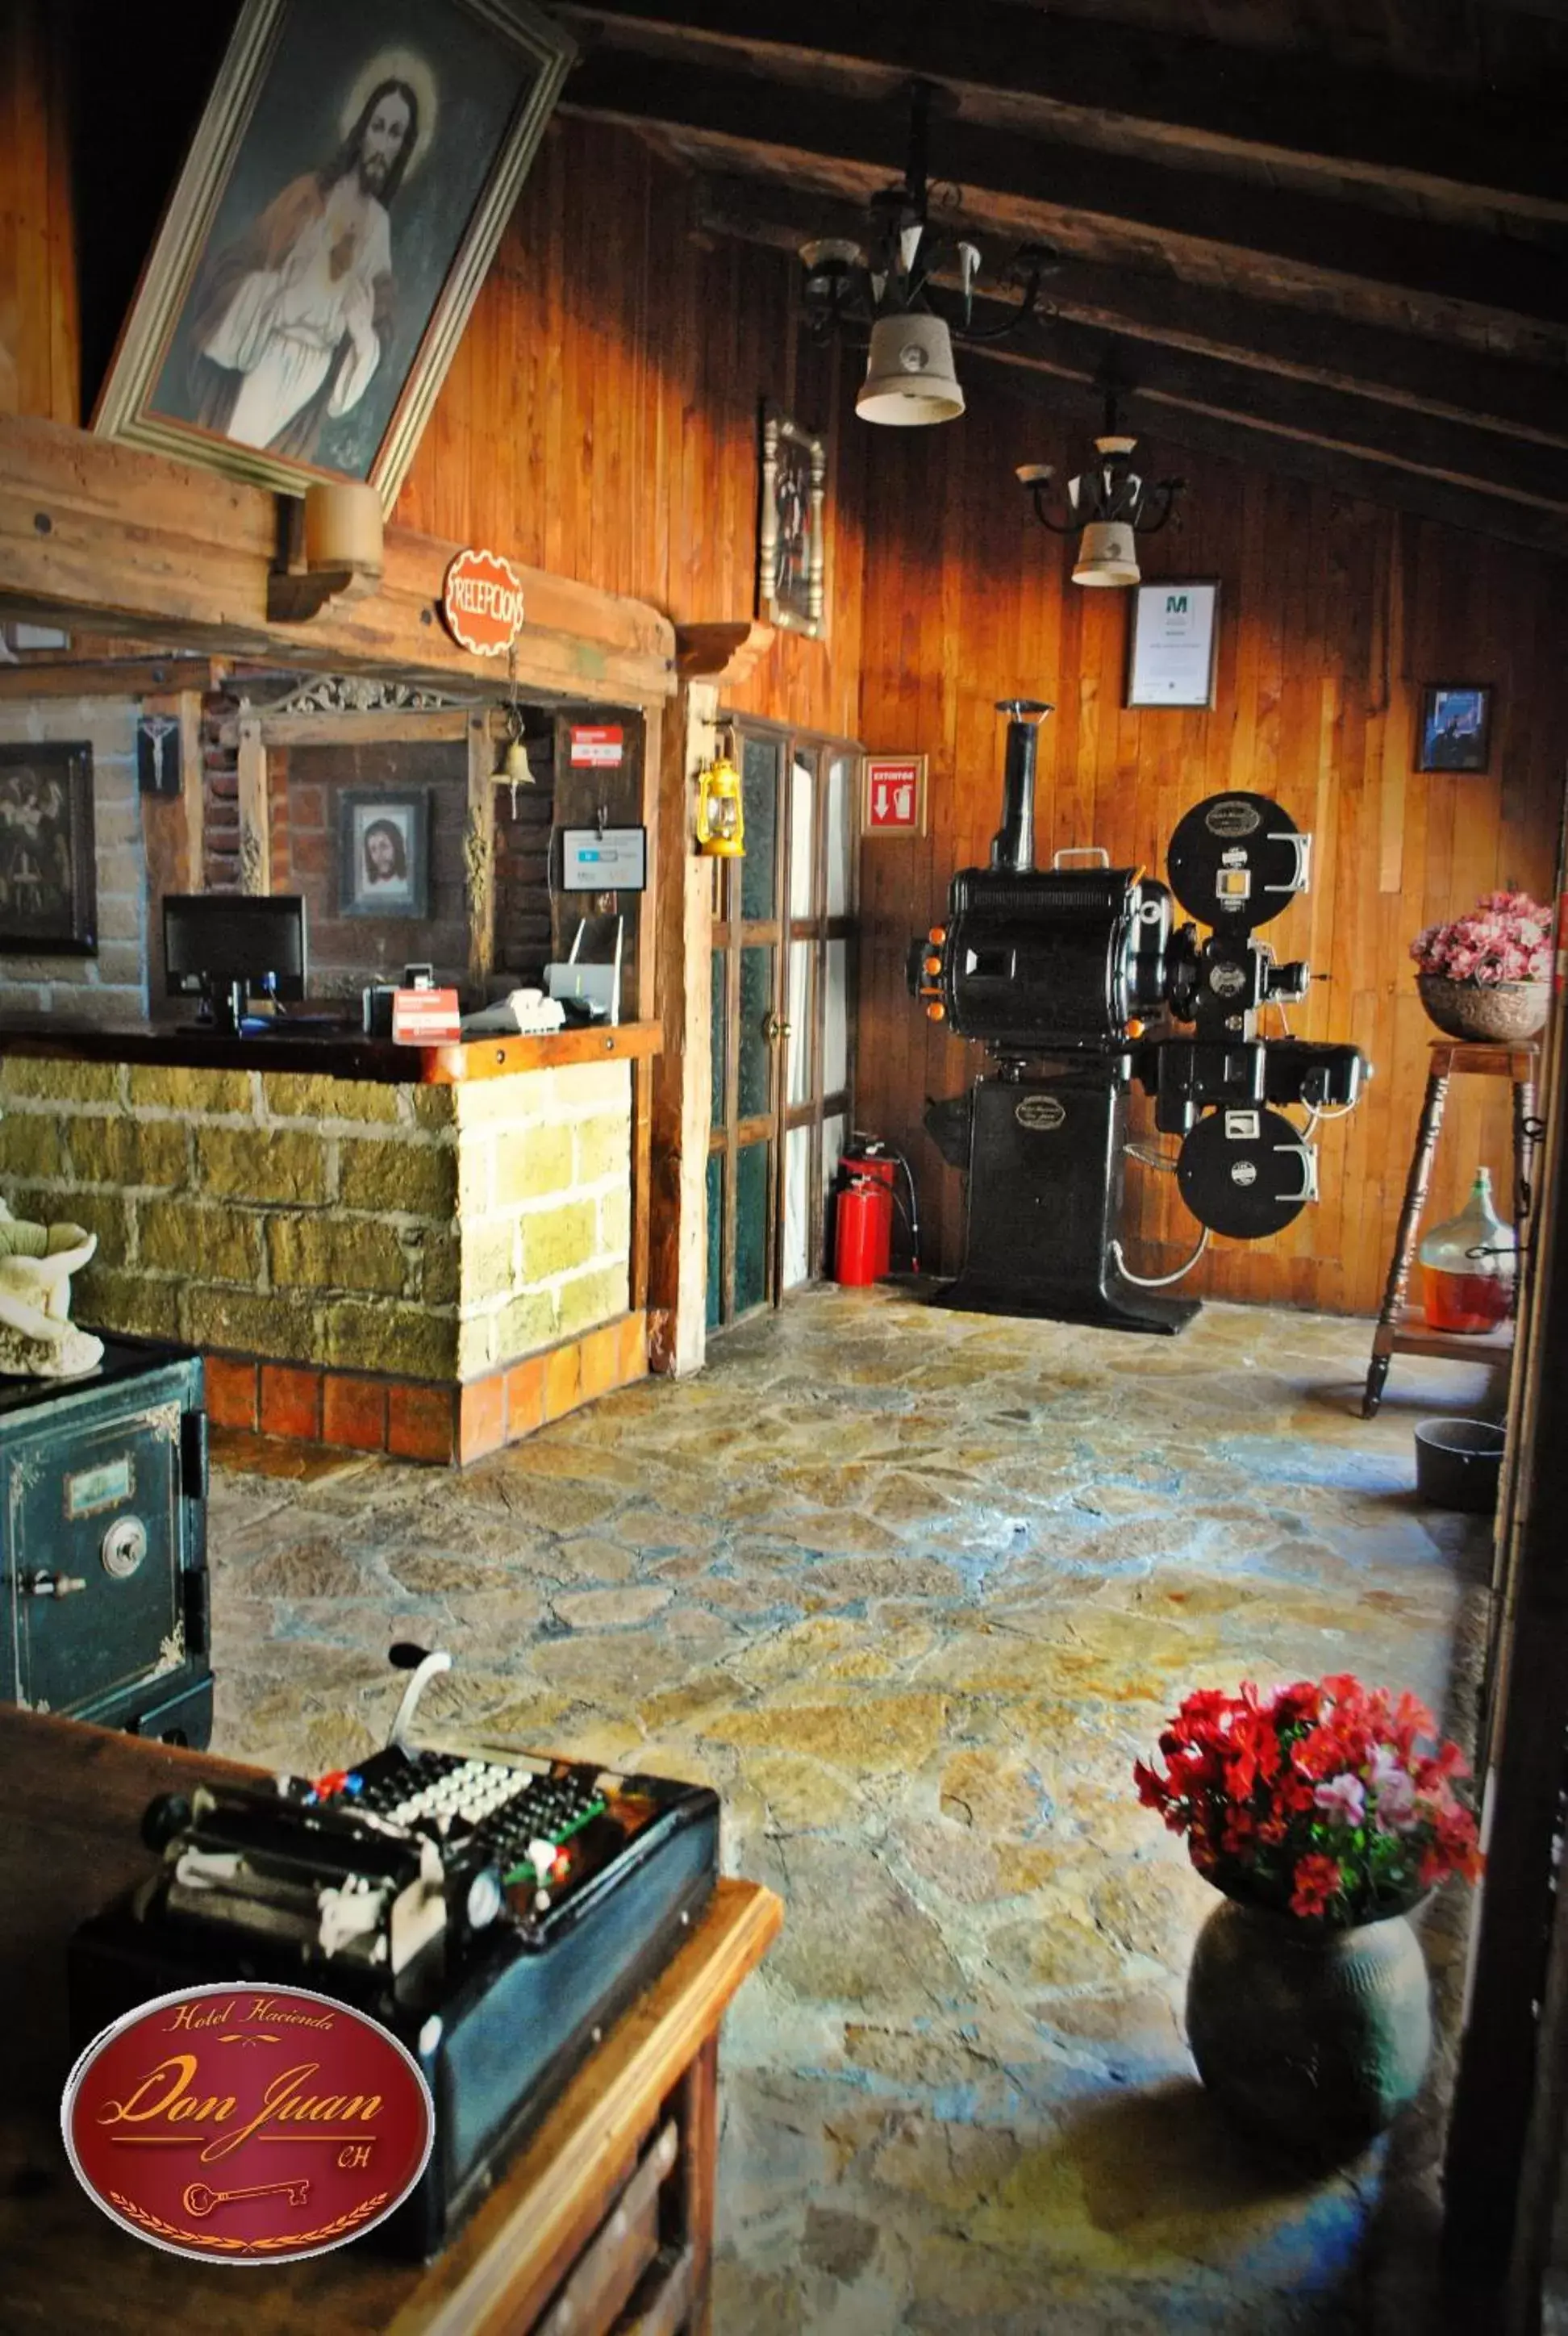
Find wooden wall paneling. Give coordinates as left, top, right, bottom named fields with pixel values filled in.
left=853, top=382, right=1568, bottom=1318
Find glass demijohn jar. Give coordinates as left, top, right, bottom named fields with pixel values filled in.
left=1420, top=1167, right=1515, bottom=1334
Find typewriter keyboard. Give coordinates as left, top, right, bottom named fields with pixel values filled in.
left=327, top=1749, right=608, bottom=1876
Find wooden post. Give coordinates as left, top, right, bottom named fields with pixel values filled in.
left=648, top=624, right=772, bottom=1375
left=235, top=709, right=269, bottom=896
left=465, top=709, right=496, bottom=988
left=139, top=686, right=204, bottom=1009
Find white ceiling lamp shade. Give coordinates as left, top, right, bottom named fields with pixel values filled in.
left=1072, top=520, right=1141, bottom=586
left=1018, top=387, right=1186, bottom=587
left=857, top=313, right=965, bottom=427
left=800, top=83, right=1055, bottom=430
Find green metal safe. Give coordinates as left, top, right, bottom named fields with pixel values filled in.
left=1, top=1337, right=211, bottom=1746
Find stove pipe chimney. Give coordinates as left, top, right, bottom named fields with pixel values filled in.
left=989, top=699, right=1054, bottom=874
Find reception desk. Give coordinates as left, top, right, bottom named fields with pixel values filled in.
left=0, top=1019, right=660, bottom=1464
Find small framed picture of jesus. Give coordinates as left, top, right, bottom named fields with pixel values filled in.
left=338, top=789, right=432, bottom=919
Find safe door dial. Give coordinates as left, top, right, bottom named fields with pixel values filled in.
left=101, top=1516, right=148, bottom=1579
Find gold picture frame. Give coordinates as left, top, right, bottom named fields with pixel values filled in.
left=91, top=0, right=574, bottom=513
left=758, top=406, right=828, bottom=640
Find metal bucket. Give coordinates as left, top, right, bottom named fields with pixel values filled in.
left=1413, top=1418, right=1506, bottom=1512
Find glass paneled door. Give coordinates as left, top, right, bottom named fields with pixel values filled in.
left=708, top=728, right=857, bottom=1330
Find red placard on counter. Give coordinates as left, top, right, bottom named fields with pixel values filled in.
left=392, top=987, right=462, bottom=1044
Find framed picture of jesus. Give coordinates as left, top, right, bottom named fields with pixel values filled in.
left=91, top=0, right=574, bottom=511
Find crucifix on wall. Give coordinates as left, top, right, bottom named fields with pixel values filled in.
left=136, top=714, right=182, bottom=797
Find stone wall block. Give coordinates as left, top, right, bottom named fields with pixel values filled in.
left=338, top=1136, right=456, bottom=1218
left=556, top=1263, right=630, bottom=1340
left=322, top=1302, right=459, bottom=1379
left=491, top=1287, right=558, bottom=1366
left=142, top=1199, right=257, bottom=1283
left=0, top=1113, right=64, bottom=1180
left=420, top=1228, right=461, bottom=1305
left=197, top=1126, right=327, bottom=1205
left=127, top=1066, right=255, bottom=1116
left=574, top=1112, right=631, bottom=1188
left=493, top=1124, right=574, bottom=1211
left=265, top=1073, right=401, bottom=1124
left=457, top=1137, right=492, bottom=1218
left=519, top=1200, right=598, bottom=1285
left=1, top=1057, right=122, bottom=1104
left=455, top=1074, right=553, bottom=1129
left=555, top=1061, right=632, bottom=1113
left=598, top=1183, right=632, bottom=1257
left=181, top=1285, right=317, bottom=1362
left=267, top=1216, right=409, bottom=1295
left=1, top=1185, right=131, bottom=1268
left=78, top=1266, right=182, bottom=1341
left=461, top=1219, right=519, bottom=1308
left=69, top=1116, right=190, bottom=1190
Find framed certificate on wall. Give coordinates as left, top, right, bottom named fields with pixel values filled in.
left=1126, top=581, right=1220, bottom=708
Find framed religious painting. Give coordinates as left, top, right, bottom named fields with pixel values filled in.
left=337, top=788, right=432, bottom=919
left=0, top=744, right=96, bottom=953
left=91, top=0, right=574, bottom=511
left=758, top=406, right=828, bottom=639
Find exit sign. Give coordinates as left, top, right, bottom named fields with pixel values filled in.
left=863, top=754, right=928, bottom=838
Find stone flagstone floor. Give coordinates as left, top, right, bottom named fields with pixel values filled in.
left=206, top=1287, right=1498, bottom=2334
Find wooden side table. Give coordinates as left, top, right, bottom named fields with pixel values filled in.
left=1361, top=1038, right=1541, bottom=1418
left=0, top=1708, right=782, bottom=2336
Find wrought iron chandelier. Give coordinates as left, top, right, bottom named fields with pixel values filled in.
left=1015, top=382, right=1186, bottom=586
left=800, top=81, right=1054, bottom=428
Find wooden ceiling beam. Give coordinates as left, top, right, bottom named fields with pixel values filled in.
left=985, top=362, right=1568, bottom=564
left=557, top=0, right=1568, bottom=219
left=563, top=53, right=1568, bottom=343
left=696, top=175, right=1568, bottom=451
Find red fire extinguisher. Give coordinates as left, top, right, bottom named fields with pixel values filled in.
left=832, top=1139, right=920, bottom=1286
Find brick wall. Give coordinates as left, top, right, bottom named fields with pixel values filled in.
left=0, top=1055, right=631, bottom=1382
left=0, top=699, right=146, bottom=1020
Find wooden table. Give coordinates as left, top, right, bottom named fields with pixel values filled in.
left=0, top=1709, right=782, bottom=2336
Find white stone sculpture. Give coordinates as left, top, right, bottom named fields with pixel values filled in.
left=0, top=1201, right=104, bottom=1378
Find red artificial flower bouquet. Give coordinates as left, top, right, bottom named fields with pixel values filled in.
left=1133, top=1674, right=1483, bottom=1925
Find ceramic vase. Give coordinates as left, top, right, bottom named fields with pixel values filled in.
left=1185, top=1894, right=1432, bottom=2160
left=1417, top=971, right=1549, bottom=1043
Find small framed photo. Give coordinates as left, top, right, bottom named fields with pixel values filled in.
left=1126, top=580, right=1220, bottom=709
left=758, top=405, right=827, bottom=639
left=861, top=754, right=928, bottom=838
left=1417, top=685, right=1493, bottom=774
left=338, top=789, right=431, bottom=918
left=0, top=742, right=96, bottom=953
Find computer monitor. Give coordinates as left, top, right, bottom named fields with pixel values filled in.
left=164, top=894, right=307, bottom=1034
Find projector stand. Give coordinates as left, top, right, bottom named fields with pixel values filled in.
left=932, top=1068, right=1198, bottom=1336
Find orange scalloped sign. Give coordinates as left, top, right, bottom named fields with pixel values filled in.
left=442, top=547, right=525, bottom=656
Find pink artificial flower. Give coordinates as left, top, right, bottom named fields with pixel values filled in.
left=1313, top=1771, right=1366, bottom=1826
left=1369, top=1744, right=1419, bottom=1832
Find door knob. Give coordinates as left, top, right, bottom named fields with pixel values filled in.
left=22, top=1571, right=87, bottom=1598
left=763, top=1014, right=793, bottom=1043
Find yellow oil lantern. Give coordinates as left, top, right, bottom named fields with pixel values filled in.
left=695, top=753, right=745, bottom=857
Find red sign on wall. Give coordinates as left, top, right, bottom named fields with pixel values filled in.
left=570, top=724, right=624, bottom=768
left=442, top=547, right=525, bottom=656
left=863, top=754, right=928, bottom=838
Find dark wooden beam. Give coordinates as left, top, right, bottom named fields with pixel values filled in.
left=976, top=316, right=1568, bottom=513
left=562, top=52, right=1568, bottom=344
left=557, top=0, right=1568, bottom=218
left=696, top=174, right=1568, bottom=451
left=980, top=360, right=1568, bottom=562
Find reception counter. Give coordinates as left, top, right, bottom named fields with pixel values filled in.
left=0, top=1019, right=660, bottom=1464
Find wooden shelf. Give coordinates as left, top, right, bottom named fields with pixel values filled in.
left=1388, top=1305, right=1516, bottom=1363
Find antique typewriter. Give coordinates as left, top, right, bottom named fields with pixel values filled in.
left=69, top=1645, right=719, bottom=2257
